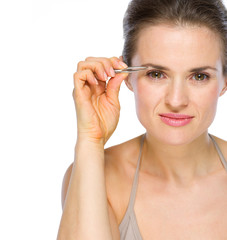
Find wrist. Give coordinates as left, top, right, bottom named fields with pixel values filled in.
left=76, top=135, right=105, bottom=150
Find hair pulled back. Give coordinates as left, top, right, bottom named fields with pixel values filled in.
left=122, top=0, right=227, bottom=75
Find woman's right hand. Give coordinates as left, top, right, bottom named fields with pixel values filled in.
left=73, top=57, right=129, bottom=145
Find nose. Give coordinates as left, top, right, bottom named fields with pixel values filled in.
left=165, top=79, right=189, bottom=110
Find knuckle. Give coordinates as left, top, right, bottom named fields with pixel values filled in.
left=102, top=58, right=111, bottom=67
left=77, top=61, right=84, bottom=70
left=73, top=72, right=79, bottom=79
left=96, top=61, right=103, bottom=68
left=111, top=56, right=119, bottom=61
left=93, top=62, right=103, bottom=72
left=84, top=68, right=92, bottom=74
left=85, top=56, right=93, bottom=61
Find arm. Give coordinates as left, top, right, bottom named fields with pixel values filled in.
left=57, top=56, right=128, bottom=240
left=57, top=140, right=114, bottom=240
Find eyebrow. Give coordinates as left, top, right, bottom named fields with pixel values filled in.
left=141, top=63, right=218, bottom=72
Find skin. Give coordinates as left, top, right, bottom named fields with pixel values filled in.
left=105, top=24, right=227, bottom=238
left=59, top=24, right=227, bottom=239
left=123, top=24, right=227, bottom=185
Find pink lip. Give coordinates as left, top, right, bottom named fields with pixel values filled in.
left=159, top=113, right=194, bottom=127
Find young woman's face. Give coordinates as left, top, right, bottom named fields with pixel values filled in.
left=126, top=24, right=227, bottom=145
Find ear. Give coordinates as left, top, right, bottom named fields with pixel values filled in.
left=219, top=77, right=227, bottom=96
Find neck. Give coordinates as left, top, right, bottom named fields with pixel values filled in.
left=141, top=131, right=217, bottom=186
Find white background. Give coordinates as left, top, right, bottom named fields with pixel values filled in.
left=0, top=0, right=226, bottom=239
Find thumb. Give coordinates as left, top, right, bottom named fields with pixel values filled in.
left=105, top=73, right=128, bottom=104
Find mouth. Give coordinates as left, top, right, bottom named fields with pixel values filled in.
left=159, top=113, right=194, bottom=127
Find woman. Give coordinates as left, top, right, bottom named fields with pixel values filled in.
left=57, top=0, right=227, bottom=239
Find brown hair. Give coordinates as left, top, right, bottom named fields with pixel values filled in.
left=122, top=0, right=227, bottom=75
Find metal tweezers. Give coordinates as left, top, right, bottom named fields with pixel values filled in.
left=114, top=66, right=148, bottom=73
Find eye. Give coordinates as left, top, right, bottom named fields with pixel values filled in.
left=145, top=70, right=210, bottom=83
left=146, top=70, right=165, bottom=79
left=192, top=73, right=210, bottom=82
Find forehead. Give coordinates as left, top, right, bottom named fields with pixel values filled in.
left=133, top=24, right=222, bottom=71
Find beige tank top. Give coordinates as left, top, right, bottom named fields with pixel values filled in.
left=119, top=133, right=227, bottom=240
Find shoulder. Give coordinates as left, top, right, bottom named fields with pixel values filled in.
left=60, top=134, right=143, bottom=211
left=104, top=133, right=143, bottom=179
left=104, top=135, right=140, bottom=165
left=104, top=134, right=144, bottom=224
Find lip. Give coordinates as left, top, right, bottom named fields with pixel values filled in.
left=159, top=113, right=194, bottom=127
left=159, top=113, right=194, bottom=119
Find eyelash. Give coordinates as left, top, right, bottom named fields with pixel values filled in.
left=146, top=70, right=210, bottom=83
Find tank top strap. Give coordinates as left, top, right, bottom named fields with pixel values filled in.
left=209, top=133, right=227, bottom=171
left=128, top=133, right=146, bottom=211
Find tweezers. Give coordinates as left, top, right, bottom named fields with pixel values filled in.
left=114, top=66, right=148, bottom=73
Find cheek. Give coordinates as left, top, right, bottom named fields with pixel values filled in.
left=195, top=84, right=219, bottom=110
left=133, top=79, right=164, bottom=115
left=190, top=83, right=220, bottom=126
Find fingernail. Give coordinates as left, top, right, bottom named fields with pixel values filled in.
left=110, top=67, right=115, bottom=77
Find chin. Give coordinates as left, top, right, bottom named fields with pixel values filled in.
left=156, top=131, right=193, bottom=146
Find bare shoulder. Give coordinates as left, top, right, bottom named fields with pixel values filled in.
left=104, top=135, right=141, bottom=171
left=104, top=134, right=144, bottom=224
left=60, top=134, right=144, bottom=224
left=104, top=133, right=144, bottom=180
